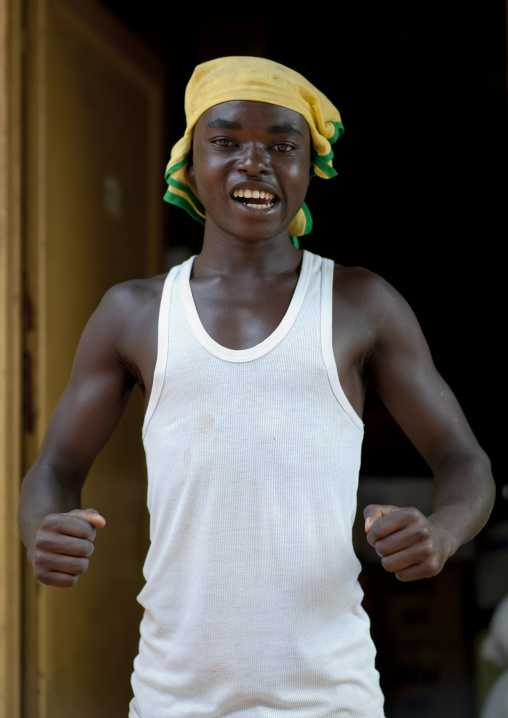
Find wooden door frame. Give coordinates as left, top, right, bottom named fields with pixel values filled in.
left=0, top=0, right=23, bottom=716
left=2, top=1, right=167, bottom=715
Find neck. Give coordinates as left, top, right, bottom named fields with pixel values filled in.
left=194, top=224, right=302, bottom=279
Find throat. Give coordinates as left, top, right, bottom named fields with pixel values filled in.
left=190, top=271, right=300, bottom=350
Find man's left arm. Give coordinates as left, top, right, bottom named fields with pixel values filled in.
left=363, top=278, right=496, bottom=581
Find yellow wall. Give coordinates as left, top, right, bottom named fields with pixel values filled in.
left=1, top=1, right=166, bottom=715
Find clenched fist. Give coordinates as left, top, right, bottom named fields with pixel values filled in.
left=29, top=508, right=106, bottom=588
left=363, top=504, right=453, bottom=582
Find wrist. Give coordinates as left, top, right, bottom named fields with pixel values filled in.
left=428, top=511, right=461, bottom=561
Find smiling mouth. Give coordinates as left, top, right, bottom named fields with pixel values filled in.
left=232, top=188, right=277, bottom=210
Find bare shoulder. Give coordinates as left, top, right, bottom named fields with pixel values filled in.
left=98, top=273, right=167, bottom=321
left=333, top=263, right=404, bottom=308
left=87, top=273, right=167, bottom=344
left=333, top=263, right=422, bottom=335
left=330, top=262, right=431, bottom=377
left=73, top=273, right=168, bottom=384
left=95, top=273, right=168, bottom=384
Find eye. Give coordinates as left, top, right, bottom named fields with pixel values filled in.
left=272, top=143, right=294, bottom=153
left=213, top=138, right=236, bottom=148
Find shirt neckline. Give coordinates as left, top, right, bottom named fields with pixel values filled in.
left=179, top=250, right=313, bottom=363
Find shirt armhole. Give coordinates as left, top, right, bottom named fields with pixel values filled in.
left=142, top=266, right=179, bottom=437
left=320, top=258, right=364, bottom=432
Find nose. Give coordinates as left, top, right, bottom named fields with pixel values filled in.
left=235, top=143, right=271, bottom=175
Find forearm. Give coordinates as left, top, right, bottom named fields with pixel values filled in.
left=429, top=446, right=495, bottom=558
left=18, top=461, right=84, bottom=558
left=364, top=447, right=495, bottom=581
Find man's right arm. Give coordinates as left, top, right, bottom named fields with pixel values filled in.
left=18, top=283, right=141, bottom=587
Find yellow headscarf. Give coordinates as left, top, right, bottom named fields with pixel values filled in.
left=164, top=56, right=344, bottom=242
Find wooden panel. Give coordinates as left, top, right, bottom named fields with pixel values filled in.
left=0, top=1, right=23, bottom=717
left=23, top=1, right=165, bottom=716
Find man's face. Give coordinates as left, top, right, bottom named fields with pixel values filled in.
left=187, top=100, right=311, bottom=241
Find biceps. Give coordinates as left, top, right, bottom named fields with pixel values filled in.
left=39, top=365, right=134, bottom=480
left=369, top=346, right=478, bottom=470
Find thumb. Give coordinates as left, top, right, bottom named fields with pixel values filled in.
left=66, top=508, right=106, bottom=529
left=363, top=504, right=400, bottom=533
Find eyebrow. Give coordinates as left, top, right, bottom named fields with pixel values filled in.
left=267, top=123, right=304, bottom=137
left=205, top=118, right=303, bottom=137
left=206, top=118, right=242, bottom=130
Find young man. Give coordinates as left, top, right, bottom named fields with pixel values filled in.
left=18, top=57, right=495, bottom=717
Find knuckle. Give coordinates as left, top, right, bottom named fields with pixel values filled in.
left=380, top=556, right=394, bottom=572
left=42, top=512, right=63, bottom=529
left=68, top=557, right=88, bottom=575
left=72, top=557, right=90, bottom=575
left=425, top=555, right=441, bottom=575
left=59, top=576, right=79, bottom=588
left=413, top=525, right=431, bottom=542
left=404, top=507, right=425, bottom=526
left=421, top=538, right=435, bottom=557
left=31, top=548, right=47, bottom=572
left=55, top=573, right=79, bottom=588
left=35, top=533, right=54, bottom=551
left=72, top=539, right=92, bottom=558
left=395, top=571, right=414, bottom=583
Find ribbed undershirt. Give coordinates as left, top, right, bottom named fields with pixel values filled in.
left=132, top=250, right=385, bottom=717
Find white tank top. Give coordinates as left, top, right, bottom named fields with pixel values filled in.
left=132, top=250, right=385, bottom=717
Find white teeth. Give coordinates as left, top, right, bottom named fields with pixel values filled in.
left=233, top=188, right=275, bottom=200
left=245, top=203, right=274, bottom=210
